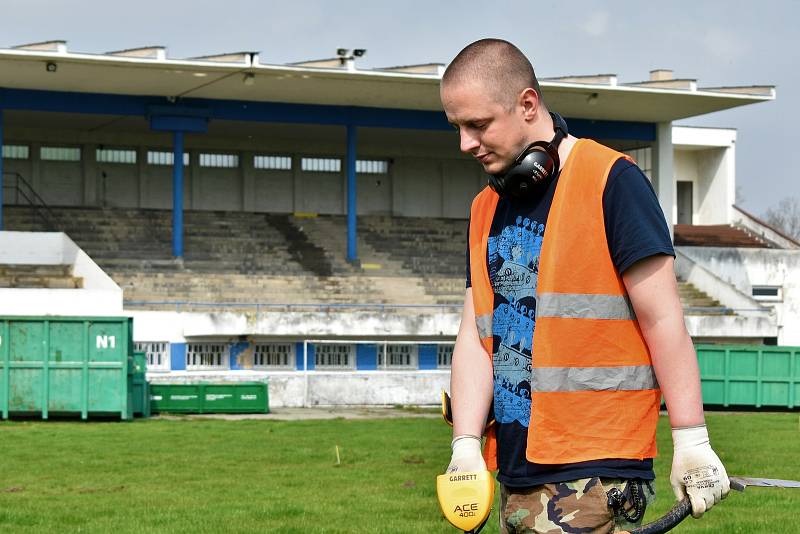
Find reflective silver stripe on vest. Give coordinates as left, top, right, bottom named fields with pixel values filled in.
left=537, top=293, right=635, bottom=321
left=476, top=313, right=493, bottom=339
left=532, top=365, right=658, bottom=392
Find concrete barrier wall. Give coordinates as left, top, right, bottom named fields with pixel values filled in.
left=147, top=370, right=450, bottom=407
left=131, top=309, right=462, bottom=339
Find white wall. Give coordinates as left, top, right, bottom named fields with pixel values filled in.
left=673, top=126, right=737, bottom=225
left=141, top=162, right=192, bottom=210
left=679, top=246, right=800, bottom=345
left=0, top=231, right=123, bottom=315
left=39, top=160, right=83, bottom=206
left=254, top=168, right=293, bottom=213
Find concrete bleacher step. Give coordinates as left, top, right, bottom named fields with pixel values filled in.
left=0, top=264, right=83, bottom=289
left=3, top=206, right=742, bottom=314
left=292, top=215, right=416, bottom=275
left=676, top=281, right=733, bottom=315
left=359, top=215, right=466, bottom=280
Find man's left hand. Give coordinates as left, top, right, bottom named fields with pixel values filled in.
left=670, top=425, right=730, bottom=518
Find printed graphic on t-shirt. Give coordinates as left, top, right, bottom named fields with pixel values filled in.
left=487, top=215, right=544, bottom=427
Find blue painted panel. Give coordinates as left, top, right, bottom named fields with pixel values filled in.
left=0, top=88, right=657, bottom=140
left=170, top=342, right=187, bottom=371
left=202, top=98, right=452, bottom=130
left=306, top=344, right=315, bottom=371
left=356, top=344, right=378, bottom=371
left=0, top=88, right=452, bottom=130
left=147, top=105, right=211, bottom=118
left=229, top=341, right=249, bottom=370
left=0, top=87, right=154, bottom=116
left=567, top=117, right=656, bottom=141
left=418, top=344, right=438, bottom=370
left=150, top=115, right=208, bottom=133
left=295, top=342, right=305, bottom=370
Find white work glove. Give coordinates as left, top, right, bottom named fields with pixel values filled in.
left=671, top=425, right=730, bottom=518
left=446, top=435, right=486, bottom=473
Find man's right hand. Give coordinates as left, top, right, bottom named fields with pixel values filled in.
left=447, top=434, right=486, bottom=473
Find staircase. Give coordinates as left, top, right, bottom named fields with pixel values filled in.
left=677, top=280, right=732, bottom=315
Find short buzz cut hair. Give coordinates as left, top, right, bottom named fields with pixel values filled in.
left=441, top=38, right=542, bottom=109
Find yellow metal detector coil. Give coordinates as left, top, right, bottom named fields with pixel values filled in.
left=436, top=470, right=494, bottom=533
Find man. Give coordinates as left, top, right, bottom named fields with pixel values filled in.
left=441, top=39, right=729, bottom=533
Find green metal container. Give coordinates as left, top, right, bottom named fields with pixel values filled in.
left=132, top=352, right=150, bottom=418
left=149, top=384, right=203, bottom=413
left=0, top=316, right=134, bottom=420
left=696, top=344, right=800, bottom=408
left=150, top=382, right=269, bottom=414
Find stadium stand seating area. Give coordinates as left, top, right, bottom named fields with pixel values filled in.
left=4, top=206, right=734, bottom=314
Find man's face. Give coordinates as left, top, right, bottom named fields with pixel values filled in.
left=441, top=80, right=527, bottom=175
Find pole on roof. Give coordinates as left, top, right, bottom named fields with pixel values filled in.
left=0, top=109, right=4, bottom=231
left=172, top=130, right=184, bottom=258
left=346, top=124, right=358, bottom=262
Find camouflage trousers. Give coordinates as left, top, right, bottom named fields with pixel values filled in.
left=500, top=478, right=656, bottom=534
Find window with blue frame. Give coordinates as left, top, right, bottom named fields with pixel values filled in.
left=378, top=344, right=418, bottom=369
left=254, top=343, right=295, bottom=369
left=314, top=343, right=355, bottom=369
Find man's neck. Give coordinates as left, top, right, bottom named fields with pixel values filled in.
left=558, top=135, right=579, bottom=168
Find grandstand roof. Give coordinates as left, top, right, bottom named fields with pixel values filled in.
left=0, top=41, right=775, bottom=123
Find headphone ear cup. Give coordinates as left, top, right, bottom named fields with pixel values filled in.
left=488, top=173, right=505, bottom=195
left=488, top=122, right=564, bottom=198
left=515, top=147, right=555, bottom=185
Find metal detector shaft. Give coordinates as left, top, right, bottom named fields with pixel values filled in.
left=625, top=476, right=800, bottom=534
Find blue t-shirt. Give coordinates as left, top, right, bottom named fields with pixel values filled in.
left=466, top=157, right=675, bottom=487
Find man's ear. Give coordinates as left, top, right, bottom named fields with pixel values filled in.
left=519, top=88, right=540, bottom=121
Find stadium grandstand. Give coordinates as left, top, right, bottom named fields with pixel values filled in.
left=1, top=41, right=797, bottom=407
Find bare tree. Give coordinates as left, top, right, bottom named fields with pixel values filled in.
left=763, top=197, right=800, bottom=240
left=735, top=185, right=746, bottom=205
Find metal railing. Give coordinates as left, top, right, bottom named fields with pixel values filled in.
left=2, top=171, right=60, bottom=231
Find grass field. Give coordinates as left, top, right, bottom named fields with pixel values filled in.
left=1, top=412, right=799, bottom=533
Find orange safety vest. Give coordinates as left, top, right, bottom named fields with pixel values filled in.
left=468, top=139, right=661, bottom=469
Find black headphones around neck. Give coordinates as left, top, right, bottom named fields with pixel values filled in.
left=488, top=112, right=569, bottom=198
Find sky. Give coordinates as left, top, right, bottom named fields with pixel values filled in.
left=1, top=0, right=796, bottom=215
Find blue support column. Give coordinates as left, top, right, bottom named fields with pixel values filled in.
left=0, top=108, right=4, bottom=230
left=172, top=131, right=184, bottom=257
left=356, top=344, right=378, bottom=370
left=418, top=344, right=438, bottom=370
left=346, top=124, right=357, bottom=262
left=229, top=341, right=249, bottom=370
left=295, top=342, right=305, bottom=370
left=170, top=342, right=187, bottom=371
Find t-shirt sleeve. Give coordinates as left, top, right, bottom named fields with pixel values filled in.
left=603, top=158, right=675, bottom=274
left=465, top=220, right=472, bottom=288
